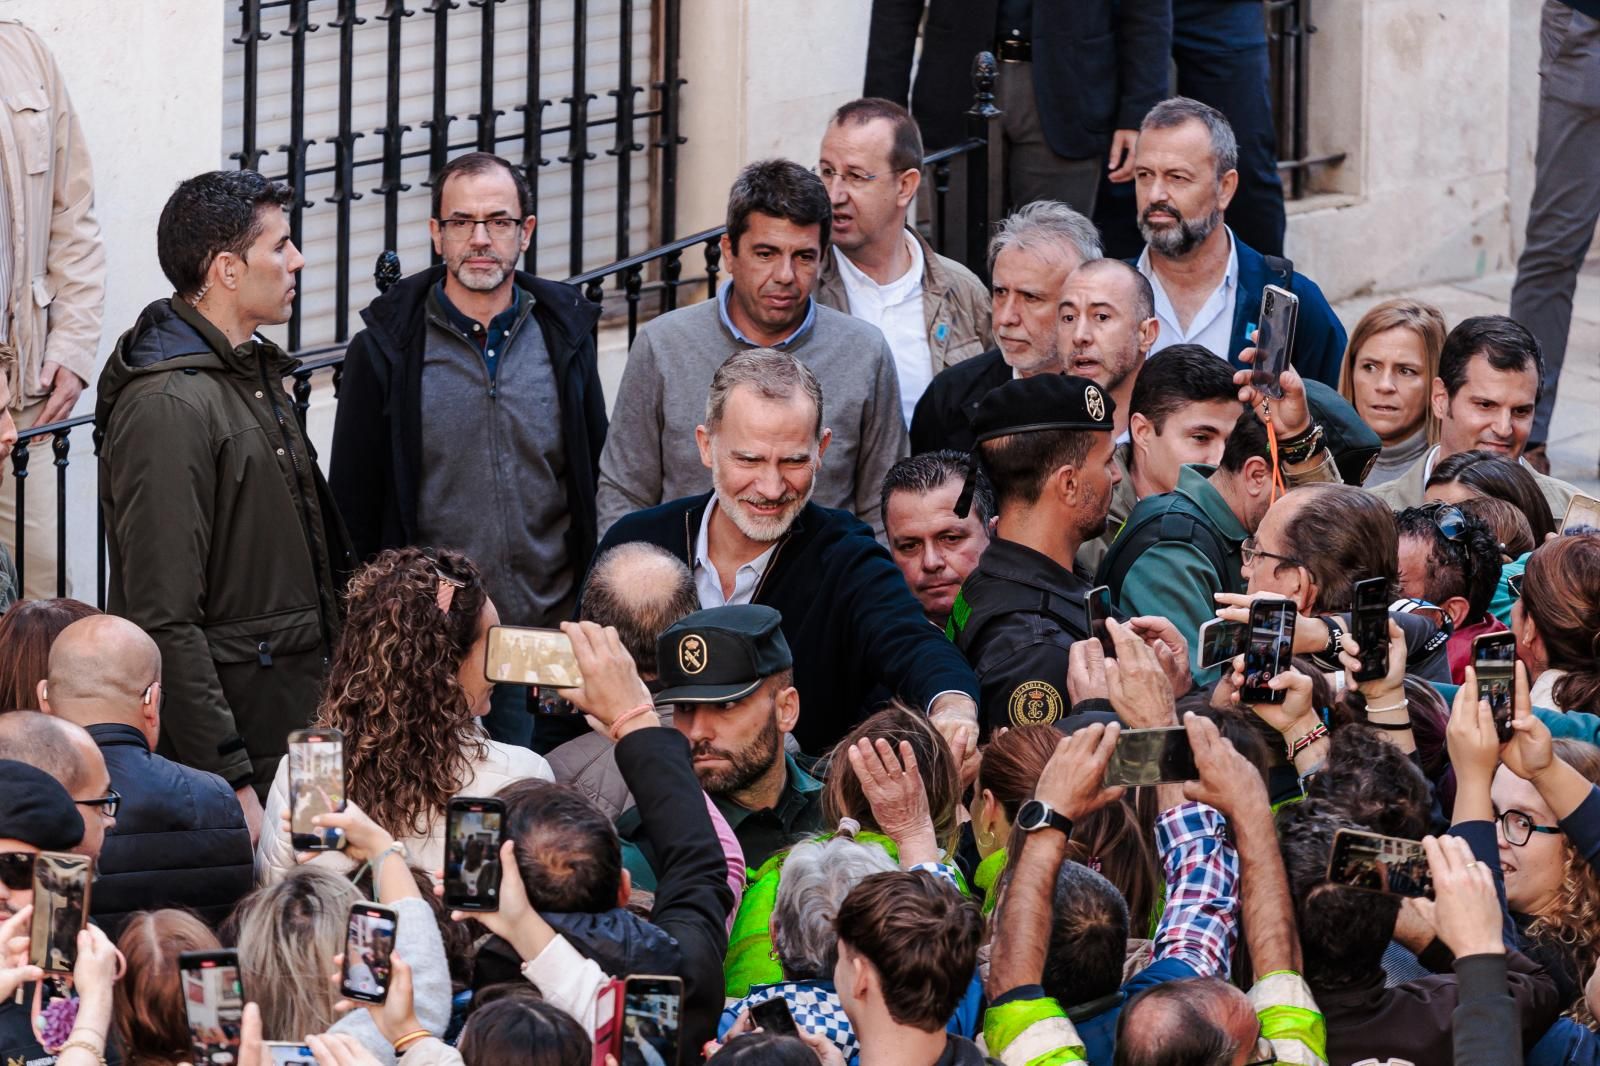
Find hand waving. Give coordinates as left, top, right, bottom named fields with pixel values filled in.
left=848, top=738, right=939, bottom=866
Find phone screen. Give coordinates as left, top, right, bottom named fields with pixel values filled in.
left=1351, top=577, right=1391, bottom=683
left=1086, top=585, right=1114, bottom=659
left=179, top=950, right=244, bottom=1065
left=1242, top=600, right=1296, bottom=704
left=1103, top=726, right=1199, bottom=787
left=29, top=852, right=91, bottom=974
left=264, top=1045, right=317, bottom=1066
left=1197, top=618, right=1248, bottom=670
left=622, top=976, right=683, bottom=1065
left=341, top=905, right=397, bottom=1004
left=750, top=996, right=800, bottom=1037
left=1561, top=493, right=1600, bottom=536
left=289, top=729, right=345, bottom=851
left=484, top=625, right=584, bottom=689
left=1326, top=829, right=1433, bottom=898
left=444, top=799, right=506, bottom=911
left=1251, top=285, right=1299, bottom=399
left=1474, top=632, right=1518, bottom=742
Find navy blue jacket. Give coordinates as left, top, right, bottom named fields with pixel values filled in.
left=1229, top=237, right=1347, bottom=389
left=88, top=722, right=254, bottom=938
left=594, top=494, right=981, bottom=753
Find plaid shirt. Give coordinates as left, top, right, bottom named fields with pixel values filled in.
left=1151, top=802, right=1239, bottom=977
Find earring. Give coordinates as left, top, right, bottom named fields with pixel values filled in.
left=975, top=826, right=996, bottom=850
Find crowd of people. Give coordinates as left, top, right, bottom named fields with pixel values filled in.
left=3, top=5, right=1600, bottom=1064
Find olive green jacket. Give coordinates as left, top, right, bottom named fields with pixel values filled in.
left=96, top=298, right=352, bottom=790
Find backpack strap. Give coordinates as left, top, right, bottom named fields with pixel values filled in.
left=1097, top=496, right=1241, bottom=601
left=1264, top=254, right=1295, bottom=294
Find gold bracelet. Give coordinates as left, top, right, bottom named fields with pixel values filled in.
left=393, top=1029, right=432, bottom=1053
left=57, top=1038, right=107, bottom=1066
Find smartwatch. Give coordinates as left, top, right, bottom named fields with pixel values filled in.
left=1015, top=800, right=1073, bottom=837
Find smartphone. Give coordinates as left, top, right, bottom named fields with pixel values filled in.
left=1102, top=726, right=1200, bottom=787
left=444, top=797, right=507, bottom=912
left=263, top=1045, right=317, bottom=1066
left=1326, top=828, right=1434, bottom=898
left=592, top=979, right=623, bottom=1066
left=1561, top=493, right=1600, bottom=536
left=288, top=727, right=345, bottom=851
left=621, top=975, right=683, bottom=1066
left=1251, top=285, right=1299, bottom=399
left=1351, top=577, right=1391, bottom=683
left=178, top=949, right=244, bottom=1065
left=1241, top=599, right=1296, bottom=704
left=1197, top=618, right=1248, bottom=670
left=340, top=902, right=398, bottom=1004
left=1474, top=630, right=1518, bottom=743
left=750, top=996, right=800, bottom=1037
left=28, top=852, right=92, bottom=974
left=1085, top=585, right=1115, bottom=659
left=485, top=625, right=583, bottom=689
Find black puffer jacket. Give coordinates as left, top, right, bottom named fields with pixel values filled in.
left=87, top=723, right=254, bottom=940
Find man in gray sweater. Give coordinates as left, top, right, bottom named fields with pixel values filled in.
left=596, top=159, right=908, bottom=538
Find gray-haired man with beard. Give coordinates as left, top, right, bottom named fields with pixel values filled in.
left=616, top=604, right=820, bottom=873
left=1133, top=97, right=1346, bottom=387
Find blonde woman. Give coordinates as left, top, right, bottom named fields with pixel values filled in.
left=1336, top=298, right=1446, bottom=487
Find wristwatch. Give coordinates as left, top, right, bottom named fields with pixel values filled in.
left=1016, top=800, right=1073, bottom=837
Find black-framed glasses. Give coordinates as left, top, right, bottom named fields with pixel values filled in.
left=1508, top=572, right=1524, bottom=600
left=0, top=852, right=34, bottom=891
left=1241, top=536, right=1304, bottom=569
left=1420, top=501, right=1469, bottom=541
left=1498, top=808, right=1560, bottom=847
left=76, top=788, right=121, bottom=820
left=436, top=216, right=524, bottom=239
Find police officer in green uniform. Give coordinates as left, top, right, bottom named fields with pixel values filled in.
left=946, top=373, right=1121, bottom=733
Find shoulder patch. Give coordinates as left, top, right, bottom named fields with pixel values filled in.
left=1008, top=680, right=1064, bottom=727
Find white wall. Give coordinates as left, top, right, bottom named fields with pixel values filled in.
left=0, top=0, right=224, bottom=596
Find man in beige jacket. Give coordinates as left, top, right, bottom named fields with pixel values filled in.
left=0, top=19, right=106, bottom=598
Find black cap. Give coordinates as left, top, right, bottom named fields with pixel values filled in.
left=653, top=605, right=794, bottom=706
left=0, top=759, right=84, bottom=851
left=954, top=374, right=1116, bottom=517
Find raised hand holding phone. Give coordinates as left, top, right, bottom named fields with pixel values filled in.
left=1447, top=667, right=1501, bottom=825
left=1181, top=712, right=1268, bottom=820
left=1103, top=618, right=1177, bottom=728
left=334, top=950, right=425, bottom=1048
left=1034, top=724, right=1125, bottom=822
left=447, top=838, right=558, bottom=964
left=1412, top=835, right=1504, bottom=959
left=0, top=906, right=42, bottom=1000
left=558, top=620, right=656, bottom=740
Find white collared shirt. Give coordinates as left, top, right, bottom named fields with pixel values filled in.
left=693, top=498, right=779, bottom=607
left=1138, top=227, right=1239, bottom=362
left=833, top=235, right=931, bottom=424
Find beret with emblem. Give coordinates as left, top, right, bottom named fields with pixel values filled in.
left=955, top=373, right=1116, bottom=517
left=654, top=604, right=794, bottom=706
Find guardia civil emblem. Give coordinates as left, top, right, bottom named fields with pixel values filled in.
left=677, top=633, right=708, bottom=675
left=1008, top=680, right=1064, bottom=727
left=1085, top=385, right=1106, bottom=422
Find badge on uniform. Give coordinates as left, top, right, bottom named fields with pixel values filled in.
left=1007, top=680, right=1064, bottom=727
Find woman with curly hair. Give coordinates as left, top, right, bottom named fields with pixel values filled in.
left=255, top=547, right=552, bottom=881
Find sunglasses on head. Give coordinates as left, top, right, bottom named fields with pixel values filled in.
left=0, top=852, right=34, bottom=891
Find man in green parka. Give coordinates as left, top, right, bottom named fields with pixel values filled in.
left=96, top=170, right=352, bottom=841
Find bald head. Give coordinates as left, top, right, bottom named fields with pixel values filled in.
left=0, top=710, right=113, bottom=860
left=1069, top=257, right=1155, bottom=324
left=1115, top=977, right=1257, bottom=1066
left=580, top=543, right=700, bottom=678
left=45, top=615, right=162, bottom=728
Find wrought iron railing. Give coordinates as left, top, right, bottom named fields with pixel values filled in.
left=11, top=52, right=1004, bottom=609
left=1267, top=0, right=1346, bottom=199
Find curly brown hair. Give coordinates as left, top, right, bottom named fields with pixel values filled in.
left=317, top=547, right=489, bottom=836
left=1527, top=739, right=1600, bottom=1026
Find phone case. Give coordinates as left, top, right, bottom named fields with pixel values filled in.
left=29, top=853, right=92, bottom=973
left=592, top=979, right=623, bottom=1066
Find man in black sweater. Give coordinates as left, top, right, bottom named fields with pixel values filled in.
left=591, top=347, right=981, bottom=757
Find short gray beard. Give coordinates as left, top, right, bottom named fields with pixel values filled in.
left=712, top=462, right=814, bottom=542
left=1140, top=204, right=1223, bottom=259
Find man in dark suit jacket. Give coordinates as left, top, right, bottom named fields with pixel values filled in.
left=38, top=615, right=253, bottom=938
left=591, top=347, right=981, bottom=756
left=865, top=0, right=1171, bottom=214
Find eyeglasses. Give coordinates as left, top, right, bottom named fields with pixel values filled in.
left=76, top=788, right=121, bottom=820
left=436, top=216, right=524, bottom=240
left=1508, top=572, right=1524, bottom=600
left=1241, top=536, right=1304, bottom=570
left=1498, top=808, right=1560, bottom=847
left=814, top=164, right=884, bottom=189
left=0, top=852, right=34, bottom=891
left=1419, top=501, right=1469, bottom=542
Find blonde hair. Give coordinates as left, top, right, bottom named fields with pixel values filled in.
left=233, top=868, right=357, bottom=1041
left=1336, top=298, right=1446, bottom=446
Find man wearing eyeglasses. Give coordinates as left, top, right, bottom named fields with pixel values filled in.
left=332, top=151, right=609, bottom=750
left=812, top=99, right=991, bottom=424
left=0, top=710, right=114, bottom=863
left=38, top=614, right=254, bottom=939
left=1395, top=504, right=1506, bottom=684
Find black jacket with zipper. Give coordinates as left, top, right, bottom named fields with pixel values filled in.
left=329, top=266, right=606, bottom=568
left=96, top=298, right=353, bottom=792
